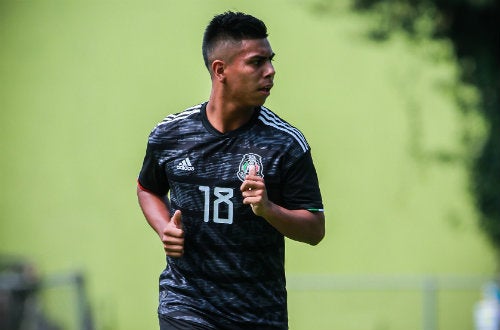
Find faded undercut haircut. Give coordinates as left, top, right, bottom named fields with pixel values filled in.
left=202, top=11, right=268, bottom=73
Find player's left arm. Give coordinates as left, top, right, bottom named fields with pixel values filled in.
left=241, top=166, right=325, bottom=245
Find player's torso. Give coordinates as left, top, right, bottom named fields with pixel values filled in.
left=161, top=113, right=287, bottom=261
left=152, top=105, right=303, bottom=277
left=155, top=105, right=296, bottom=328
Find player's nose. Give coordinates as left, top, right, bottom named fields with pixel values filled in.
left=264, top=60, right=275, bottom=78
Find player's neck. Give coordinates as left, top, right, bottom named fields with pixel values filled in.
left=206, top=97, right=255, bottom=134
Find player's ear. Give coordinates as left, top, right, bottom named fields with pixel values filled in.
left=212, top=60, right=226, bottom=82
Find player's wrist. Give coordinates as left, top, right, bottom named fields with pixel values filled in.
left=258, top=200, right=278, bottom=221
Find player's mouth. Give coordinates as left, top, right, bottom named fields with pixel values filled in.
left=259, top=84, right=273, bottom=95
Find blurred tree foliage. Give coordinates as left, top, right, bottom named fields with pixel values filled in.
left=315, top=0, right=500, bottom=252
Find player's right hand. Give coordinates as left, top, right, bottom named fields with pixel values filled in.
left=161, top=210, right=184, bottom=257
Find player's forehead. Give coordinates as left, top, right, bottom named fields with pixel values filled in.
left=237, top=38, right=274, bottom=58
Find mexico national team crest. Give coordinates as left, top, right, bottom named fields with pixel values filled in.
left=237, top=153, right=264, bottom=181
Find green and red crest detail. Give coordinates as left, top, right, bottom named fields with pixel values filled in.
left=237, top=153, right=264, bottom=181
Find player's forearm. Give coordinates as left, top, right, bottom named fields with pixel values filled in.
left=137, top=186, right=170, bottom=239
left=261, top=203, right=325, bottom=245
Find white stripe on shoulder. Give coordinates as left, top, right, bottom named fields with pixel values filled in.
left=155, top=104, right=202, bottom=129
left=258, top=106, right=309, bottom=152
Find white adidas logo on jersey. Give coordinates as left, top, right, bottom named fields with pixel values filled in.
left=176, top=157, right=195, bottom=171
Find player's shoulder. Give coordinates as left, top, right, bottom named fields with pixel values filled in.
left=154, top=103, right=203, bottom=130
left=148, top=103, right=203, bottom=137
left=257, top=106, right=310, bottom=153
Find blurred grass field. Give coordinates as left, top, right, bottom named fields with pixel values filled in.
left=0, top=1, right=496, bottom=329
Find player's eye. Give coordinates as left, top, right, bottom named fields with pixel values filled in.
left=252, top=58, right=274, bottom=66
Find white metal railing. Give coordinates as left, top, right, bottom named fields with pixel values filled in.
left=287, top=274, right=494, bottom=330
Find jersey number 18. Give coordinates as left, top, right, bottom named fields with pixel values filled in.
left=198, top=186, right=234, bottom=224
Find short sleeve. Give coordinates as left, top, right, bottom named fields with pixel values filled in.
left=281, top=150, right=323, bottom=211
left=137, top=142, right=169, bottom=196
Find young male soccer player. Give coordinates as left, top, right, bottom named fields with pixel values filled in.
left=137, top=11, right=325, bottom=330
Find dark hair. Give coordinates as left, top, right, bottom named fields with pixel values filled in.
left=202, top=11, right=268, bottom=71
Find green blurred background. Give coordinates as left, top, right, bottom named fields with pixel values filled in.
left=0, top=1, right=496, bottom=329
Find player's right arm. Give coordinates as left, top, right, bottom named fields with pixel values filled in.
left=137, top=186, right=184, bottom=257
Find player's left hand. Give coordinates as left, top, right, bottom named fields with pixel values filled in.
left=240, top=165, right=272, bottom=217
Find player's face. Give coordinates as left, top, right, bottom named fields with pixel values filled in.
left=223, top=38, right=276, bottom=108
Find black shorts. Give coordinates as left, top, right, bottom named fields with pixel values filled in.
left=158, top=315, right=213, bottom=330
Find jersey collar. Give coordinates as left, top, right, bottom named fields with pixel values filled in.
left=200, top=102, right=261, bottom=137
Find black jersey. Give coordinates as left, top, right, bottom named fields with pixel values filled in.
left=138, top=102, right=323, bottom=330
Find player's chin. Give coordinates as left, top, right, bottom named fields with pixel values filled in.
left=258, top=89, right=271, bottom=99
left=242, top=95, right=269, bottom=109
left=252, top=95, right=270, bottom=107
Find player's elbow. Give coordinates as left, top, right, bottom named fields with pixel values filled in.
left=308, top=215, right=325, bottom=246
left=308, top=228, right=325, bottom=246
